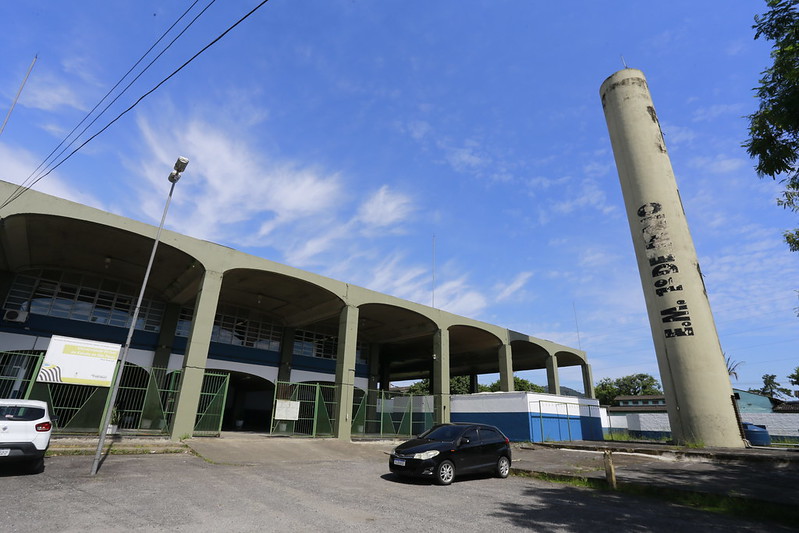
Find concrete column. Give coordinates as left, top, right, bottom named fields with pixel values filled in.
left=170, top=269, right=223, bottom=440
left=582, top=363, right=596, bottom=399
left=366, top=343, right=380, bottom=433
left=333, top=305, right=359, bottom=440
left=152, top=303, right=181, bottom=370
left=432, top=328, right=450, bottom=424
left=546, top=354, right=560, bottom=395
left=379, top=356, right=391, bottom=391
left=498, top=343, right=514, bottom=392
left=600, top=68, right=743, bottom=447
left=469, top=374, right=479, bottom=394
left=277, top=327, right=295, bottom=383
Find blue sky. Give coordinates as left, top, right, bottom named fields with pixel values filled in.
left=0, top=1, right=796, bottom=394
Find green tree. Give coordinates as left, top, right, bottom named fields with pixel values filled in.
left=725, top=355, right=744, bottom=381
left=594, top=373, right=663, bottom=406
left=486, top=376, right=547, bottom=393
left=405, top=376, right=484, bottom=395
left=788, top=366, right=799, bottom=387
left=750, top=373, right=793, bottom=398
left=745, top=0, right=799, bottom=251
left=788, top=366, right=799, bottom=398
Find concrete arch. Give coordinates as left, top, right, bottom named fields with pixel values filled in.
left=0, top=213, right=203, bottom=305
left=356, top=302, right=438, bottom=383
left=448, top=324, right=503, bottom=376
left=219, top=268, right=345, bottom=331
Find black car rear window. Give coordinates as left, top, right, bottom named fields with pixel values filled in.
left=0, top=406, right=45, bottom=421
left=479, top=428, right=503, bottom=443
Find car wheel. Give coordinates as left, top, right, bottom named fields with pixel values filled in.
left=27, top=457, right=45, bottom=475
left=496, top=456, right=510, bottom=478
left=435, top=460, right=455, bottom=485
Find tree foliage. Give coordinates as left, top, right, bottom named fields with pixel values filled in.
left=594, top=373, right=663, bottom=406
left=486, top=376, right=547, bottom=393
left=404, top=375, right=545, bottom=395
left=749, top=373, right=793, bottom=398
left=788, top=366, right=799, bottom=387
left=745, top=0, right=799, bottom=251
left=406, top=376, right=484, bottom=395
left=725, top=355, right=744, bottom=381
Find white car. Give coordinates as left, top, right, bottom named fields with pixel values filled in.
left=0, top=399, right=53, bottom=474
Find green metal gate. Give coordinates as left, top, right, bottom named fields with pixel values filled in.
left=193, top=371, right=229, bottom=437
left=271, top=381, right=336, bottom=437
left=1, top=349, right=227, bottom=436
left=0, top=350, right=44, bottom=399
left=351, top=389, right=434, bottom=438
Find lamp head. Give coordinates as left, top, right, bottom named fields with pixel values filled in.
left=174, top=157, right=189, bottom=173
left=169, top=156, right=189, bottom=183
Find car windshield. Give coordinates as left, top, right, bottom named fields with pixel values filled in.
left=420, top=425, right=465, bottom=442
left=0, top=406, right=45, bottom=421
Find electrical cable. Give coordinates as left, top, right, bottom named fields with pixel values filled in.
left=1, top=1, right=206, bottom=210
left=1, top=0, right=271, bottom=210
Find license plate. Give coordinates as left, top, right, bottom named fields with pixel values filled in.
left=393, top=458, right=405, bottom=466
left=0, top=449, right=9, bottom=457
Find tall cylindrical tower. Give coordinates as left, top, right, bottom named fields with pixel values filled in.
left=600, top=68, right=744, bottom=448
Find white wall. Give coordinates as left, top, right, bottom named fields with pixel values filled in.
left=742, top=413, right=799, bottom=438
left=602, top=412, right=799, bottom=438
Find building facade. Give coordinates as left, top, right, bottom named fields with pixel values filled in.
left=0, top=180, right=593, bottom=440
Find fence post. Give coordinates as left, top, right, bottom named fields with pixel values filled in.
left=312, top=383, right=320, bottom=438
left=23, top=352, right=45, bottom=399
left=603, top=450, right=617, bottom=489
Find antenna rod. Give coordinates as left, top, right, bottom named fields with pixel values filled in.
left=431, top=234, right=436, bottom=308
left=0, top=55, right=37, bottom=137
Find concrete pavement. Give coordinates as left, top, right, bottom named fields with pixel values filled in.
left=49, top=433, right=799, bottom=512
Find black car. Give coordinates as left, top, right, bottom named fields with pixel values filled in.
left=388, top=423, right=512, bottom=485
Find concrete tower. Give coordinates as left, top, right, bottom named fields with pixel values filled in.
left=599, top=68, right=744, bottom=448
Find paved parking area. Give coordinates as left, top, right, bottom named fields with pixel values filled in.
left=1, top=438, right=793, bottom=532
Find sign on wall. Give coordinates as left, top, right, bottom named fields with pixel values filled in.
left=274, top=399, right=301, bottom=421
left=36, top=335, right=121, bottom=387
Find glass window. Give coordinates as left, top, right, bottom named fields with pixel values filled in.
left=3, top=269, right=163, bottom=333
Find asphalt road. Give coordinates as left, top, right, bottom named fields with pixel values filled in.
left=1, top=452, right=791, bottom=532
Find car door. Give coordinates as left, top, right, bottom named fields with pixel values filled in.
left=475, top=427, right=505, bottom=471
left=453, top=427, right=482, bottom=474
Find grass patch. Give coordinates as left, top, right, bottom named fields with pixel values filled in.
left=47, top=446, right=190, bottom=457
left=511, top=470, right=798, bottom=527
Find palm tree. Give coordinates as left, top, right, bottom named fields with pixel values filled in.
left=725, top=354, right=743, bottom=381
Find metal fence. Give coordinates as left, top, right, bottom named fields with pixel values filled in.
left=271, top=381, right=337, bottom=437
left=0, top=349, right=226, bottom=437
left=193, top=371, right=229, bottom=437
left=351, top=389, right=434, bottom=438
left=0, top=350, right=43, bottom=399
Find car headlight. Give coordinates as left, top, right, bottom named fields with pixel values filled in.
left=413, top=450, right=440, bottom=460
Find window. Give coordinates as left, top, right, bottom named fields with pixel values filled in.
left=176, top=303, right=282, bottom=352
left=4, top=269, right=164, bottom=332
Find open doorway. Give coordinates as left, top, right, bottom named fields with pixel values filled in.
left=222, top=372, right=275, bottom=432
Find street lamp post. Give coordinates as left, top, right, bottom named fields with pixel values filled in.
left=90, top=156, right=189, bottom=475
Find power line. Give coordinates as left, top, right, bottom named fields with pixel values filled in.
left=0, top=2, right=206, bottom=211
left=0, top=0, right=272, bottom=210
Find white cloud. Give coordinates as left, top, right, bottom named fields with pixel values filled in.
left=0, top=143, right=104, bottom=209
left=689, top=155, right=747, bottom=174
left=692, top=103, right=745, bottom=122
left=22, top=72, right=86, bottom=112
left=660, top=122, right=696, bottom=147
left=356, top=185, right=414, bottom=232
left=495, top=271, right=533, bottom=302
left=550, top=178, right=616, bottom=216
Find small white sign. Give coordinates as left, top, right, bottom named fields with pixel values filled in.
left=274, top=399, right=301, bottom=421
left=37, top=335, right=121, bottom=387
